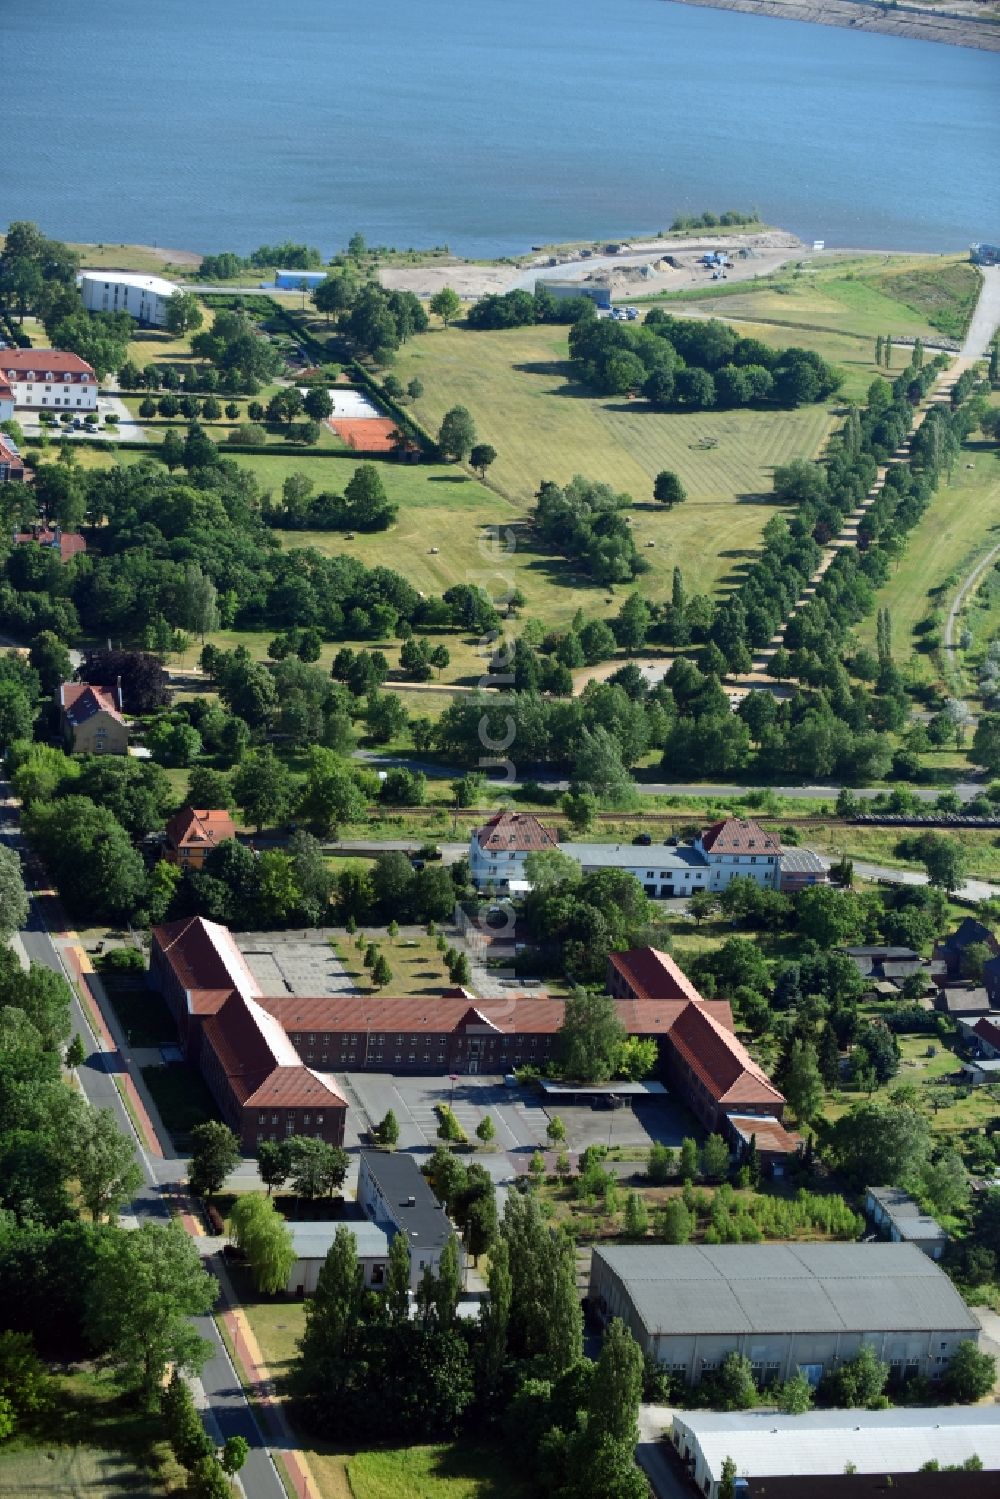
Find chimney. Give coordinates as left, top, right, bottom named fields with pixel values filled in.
left=115, top=675, right=123, bottom=713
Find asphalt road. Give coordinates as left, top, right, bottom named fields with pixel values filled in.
left=1, top=791, right=284, bottom=1499
left=356, top=753, right=984, bottom=803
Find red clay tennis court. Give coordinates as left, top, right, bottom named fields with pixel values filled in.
left=328, top=416, right=399, bottom=452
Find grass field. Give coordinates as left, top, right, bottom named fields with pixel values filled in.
left=0, top=1369, right=181, bottom=1499
left=141, top=1061, right=220, bottom=1148
left=643, top=254, right=978, bottom=341
left=332, top=932, right=457, bottom=996
left=854, top=441, right=1000, bottom=685
left=0, top=1446, right=161, bottom=1498
left=391, top=322, right=836, bottom=600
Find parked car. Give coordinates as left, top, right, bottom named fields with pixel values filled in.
left=632, top=832, right=652, bottom=846
left=504, top=1073, right=518, bottom=1088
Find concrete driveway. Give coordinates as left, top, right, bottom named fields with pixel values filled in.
left=637, top=1405, right=689, bottom=1499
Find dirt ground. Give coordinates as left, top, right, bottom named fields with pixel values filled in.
left=379, top=230, right=806, bottom=301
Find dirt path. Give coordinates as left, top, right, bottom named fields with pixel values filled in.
left=943, top=535, right=1000, bottom=695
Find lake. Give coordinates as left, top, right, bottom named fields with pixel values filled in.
left=3, top=0, right=998, bottom=256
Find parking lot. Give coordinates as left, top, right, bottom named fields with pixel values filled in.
left=237, top=934, right=352, bottom=998
left=336, top=1071, right=692, bottom=1164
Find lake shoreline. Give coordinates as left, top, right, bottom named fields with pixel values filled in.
left=663, top=0, right=1000, bottom=51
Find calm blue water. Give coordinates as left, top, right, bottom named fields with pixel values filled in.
left=3, top=0, right=998, bottom=255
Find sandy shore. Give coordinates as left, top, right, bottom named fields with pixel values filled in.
left=380, top=229, right=809, bottom=301
left=662, top=0, right=1000, bottom=51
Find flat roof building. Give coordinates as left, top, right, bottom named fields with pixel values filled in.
left=864, top=1185, right=948, bottom=1259
left=286, top=1220, right=389, bottom=1295
left=589, top=1242, right=979, bottom=1386
left=357, top=1150, right=458, bottom=1290
left=670, top=1408, right=1000, bottom=1499
left=79, top=271, right=179, bottom=327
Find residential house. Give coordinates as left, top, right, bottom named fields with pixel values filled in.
left=0, top=349, right=98, bottom=411
left=934, top=918, right=1000, bottom=981
left=777, top=846, right=830, bottom=893
left=57, top=681, right=129, bottom=755
left=468, top=810, right=559, bottom=891
left=588, top=1242, right=980, bottom=1385
left=980, top=952, right=1000, bottom=1008
left=14, top=524, right=86, bottom=562
left=357, top=1150, right=458, bottom=1290
left=725, top=1114, right=802, bottom=1178
left=864, top=1186, right=948, bottom=1260
left=285, top=1220, right=389, bottom=1295
left=164, top=806, right=237, bottom=870
left=469, top=814, right=785, bottom=899
left=964, top=1015, right=1000, bottom=1057
left=79, top=272, right=178, bottom=327
left=934, top=985, right=992, bottom=1020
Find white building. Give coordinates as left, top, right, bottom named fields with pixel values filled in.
left=79, top=271, right=179, bottom=327
left=285, top=1220, right=389, bottom=1295
left=357, top=1150, right=460, bottom=1291
left=469, top=814, right=783, bottom=899
left=0, top=350, right=98, bottom=412
left=669, top=1408, right=1000, bottom=1498
left=469, top=810, right=560, bottom=892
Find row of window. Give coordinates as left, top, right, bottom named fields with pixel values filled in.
left=292, top=1030, right=540, bottom=1049
left=257, top=1111, right=326, bottom=1124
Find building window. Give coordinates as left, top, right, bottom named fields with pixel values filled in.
left=303, top=1114, right=311, bottom=1126
left=371, top=1264, right=385, bottom=1286
left=259, top=1113, right=266, bottom=1124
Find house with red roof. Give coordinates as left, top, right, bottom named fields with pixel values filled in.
left=199, top=991, right=346, bottom=1151
left=164, top=807, right=237, bottom=870
left=469, top=810, right=560, bottom=890
left=15, top=525, right=86, bottom=562
left=57, top=681, right=129, bottom=755
left=0, top=349, right=98, bottom=412
left=695, top=818, right=783, bottom=892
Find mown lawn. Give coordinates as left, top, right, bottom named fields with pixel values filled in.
left=331, top=932, right=457, bottom=997
left=140, top=1061, right=220, bottom=1149
left=391, top=322, right=836, bottom=599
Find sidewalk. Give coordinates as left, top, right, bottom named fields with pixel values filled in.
left=214, top=1258, right=323, bottom=1499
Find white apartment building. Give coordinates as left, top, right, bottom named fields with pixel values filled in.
left=0, top=350, right=98, bottom=412
left=79, top=271, right=179, bottom=327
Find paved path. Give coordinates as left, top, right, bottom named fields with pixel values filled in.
left=943, top=536, right=1000, bottom=699
left=961, top=264, right=1000, bottom=361
left=636, top=1406, right=688, bottom=1499
left=0, top=788, right=286, bottom=1499
left=808, top=846, right=1000, bottom=905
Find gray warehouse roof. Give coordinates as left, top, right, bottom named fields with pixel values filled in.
left=866, top=1186, right=947, bottom=1244
left=592, top=1242, right=978, bottom=1337
left=778, top=848, right=828, bottom=873
left=288, top=1220, right=389, bottom=1261
left=562, top=842, right=707, bottom=871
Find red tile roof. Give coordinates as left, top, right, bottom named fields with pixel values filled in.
left=972, top=1017, right=1000, bottom=1051
left=608, top=947, right=704, bottom=1004
left=2, top=349, right=96, bottom=379
left=165, top=807, right=237, bottom=853
left=259, top=992, right=734, bottom=1042
left=202, top=991, right=345, bottom=1110
left=243, top=1067, right=346, bottom=1109
left=726, top=1114, right=803, bottom=1156
left=15, top=528, right=86, bottom=561
left=59, top=681, right=125, bottom=726
left=669, top=1003, right=785, bottom=1110
left=475, top=810, right=559, bottom=853
left=151, top=915, right=262, bottom=1005
left=700, top=817, right=782, bottom=855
